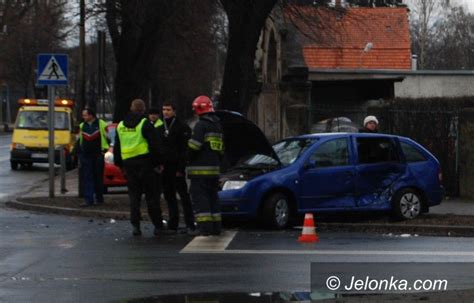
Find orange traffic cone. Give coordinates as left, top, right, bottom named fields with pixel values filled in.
left=298, top=213, right=319, bottom=243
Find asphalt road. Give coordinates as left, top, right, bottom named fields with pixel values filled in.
left=1, top=206, right=474, bottom=303
left=0, top=134, right=50, bottom=202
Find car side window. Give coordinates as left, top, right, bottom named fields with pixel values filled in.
left=309, top=138, right=349, bottom=167
left=400, top=142, right=427, bottom=162
left=357, top=137, right=400, bottom=164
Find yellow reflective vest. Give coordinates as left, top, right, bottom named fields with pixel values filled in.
left=116, top=118, right=149, bottom=160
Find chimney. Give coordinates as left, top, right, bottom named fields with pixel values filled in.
left=411, top=55, right=418, bottom=71
left=335, top=0, right=342, bottom=8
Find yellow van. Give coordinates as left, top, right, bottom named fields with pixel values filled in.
left=10, top=98, right=77, bottom=170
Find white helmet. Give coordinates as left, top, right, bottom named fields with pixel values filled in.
left=363, top=115, right=379, bottom=127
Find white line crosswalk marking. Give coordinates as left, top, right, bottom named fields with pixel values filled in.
left=180, top=230, right=237, bottom=253
left=180, top=231, right=474, bottom=256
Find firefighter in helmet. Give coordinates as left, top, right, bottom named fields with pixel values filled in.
left=186, top=95, right=224, bottom=236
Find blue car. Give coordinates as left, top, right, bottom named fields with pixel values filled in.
left=216, top=112, right=444, bottom=229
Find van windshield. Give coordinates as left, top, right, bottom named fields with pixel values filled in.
left=16, top=111, right=70, bottom=130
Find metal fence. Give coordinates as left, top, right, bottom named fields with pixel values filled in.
left=310, top=100, right=467, bottom=196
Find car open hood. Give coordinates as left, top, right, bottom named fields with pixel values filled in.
left=214, top=110, right=280, bottom=167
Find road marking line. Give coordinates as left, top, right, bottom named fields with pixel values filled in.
left=181, top=247, right=474, bottom=256
left=0, top=143, right=11, bottom=148
left=180, top=230, right=237, bottom=253
left=0, top=156, right=9, bottom=162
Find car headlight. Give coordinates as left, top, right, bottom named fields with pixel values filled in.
left=104, top=151, right=114, bottom=164
left=222, top=180, right=247, bottom=191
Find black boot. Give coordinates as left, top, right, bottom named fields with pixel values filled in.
left=132, top=225, right=142, bottom=236
left=211, top=221, right=222, bottom=236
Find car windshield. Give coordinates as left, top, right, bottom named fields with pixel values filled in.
left=15, top=111, right=70, bottom=130
left=242, top=138, right=317, bottom=167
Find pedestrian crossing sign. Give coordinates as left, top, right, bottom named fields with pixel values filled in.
left=37, top=54, right=68, bottom=85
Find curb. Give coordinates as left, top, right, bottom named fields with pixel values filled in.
left=6, top=200, right=474, bottom=237
left=5, top=200, right=136, bottom=221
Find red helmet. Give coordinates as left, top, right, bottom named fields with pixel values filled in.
left=192, top=95, right=214, bottom=115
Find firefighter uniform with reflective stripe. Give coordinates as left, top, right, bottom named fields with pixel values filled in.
left=114, top=114, right=164, bottom=232
left=187, top=112, right=224, bottom=235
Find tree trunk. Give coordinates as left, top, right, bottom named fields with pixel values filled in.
left=106, top=0, right=166, bottom=122
left=219, top=0, right=277, bottom=113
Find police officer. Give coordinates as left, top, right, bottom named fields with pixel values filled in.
left=79, top=108, right=109, bottom=206
left=114, top=99, right=164, bottom=236
left=156, top=102, right=196, bottom=235
left=187, top=96, right=224, bottom=236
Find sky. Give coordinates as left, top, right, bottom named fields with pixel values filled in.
left=451, top=0, right=474, bottom=13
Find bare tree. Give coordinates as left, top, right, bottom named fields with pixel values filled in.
left=153, top=1, right=223, bottom=118
left=427, top=6, right=474, bottom=69
left=409, top=0, right=441, bottom=69
left=218, top=0, right=278, bottom=113
left=0, top=1, right=70, bottom=97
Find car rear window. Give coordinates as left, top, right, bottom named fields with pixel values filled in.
left=400, top=142, right=427, bottom=163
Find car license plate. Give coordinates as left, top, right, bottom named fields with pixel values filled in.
left=32, top=153, right=48, bottom=159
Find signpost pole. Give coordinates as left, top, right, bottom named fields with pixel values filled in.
left=48, top=85, right=55, bottom=198
left=37, top=53, right=68, bottom=199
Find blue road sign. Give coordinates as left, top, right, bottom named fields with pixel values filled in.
left=37, top=54, right=68, bottom=85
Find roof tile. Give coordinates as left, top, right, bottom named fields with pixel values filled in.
left=285, top=6, right=412, bottom=70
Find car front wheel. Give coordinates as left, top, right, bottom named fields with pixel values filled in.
left=392, top=188, right=422, bottom=220
left=10, top=161, right=18, bottom=170
left=263, top=193, right=290, bottom=229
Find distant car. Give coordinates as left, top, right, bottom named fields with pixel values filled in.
left=311, top=116, right=360, bottom=133
left=217, top=111, right=444, bottom=229
left=103, top=123, right=127, bottom=193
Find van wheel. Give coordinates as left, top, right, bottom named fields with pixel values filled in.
left=11, top=161, right=18, bottom=170
left=392, top=188, right=422, bottom=220
left=262, top=193, right=290, bottom=229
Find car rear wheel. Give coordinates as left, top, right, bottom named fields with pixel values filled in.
left=392, top=188, right=422, bottom=220
left=262, top=193, right=290, bottom=229
left=10, top=161, right=18, bottom=170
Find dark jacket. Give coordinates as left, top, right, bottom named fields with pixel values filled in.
left=114, top=113, right=161, bottom=168
left=79, top=119, right=102, bottom=155
left=186, top=113, right=224, bottom=178
left=156, top=116, right=191, bottom=172
left=359, top=127, right=378, bottom=133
